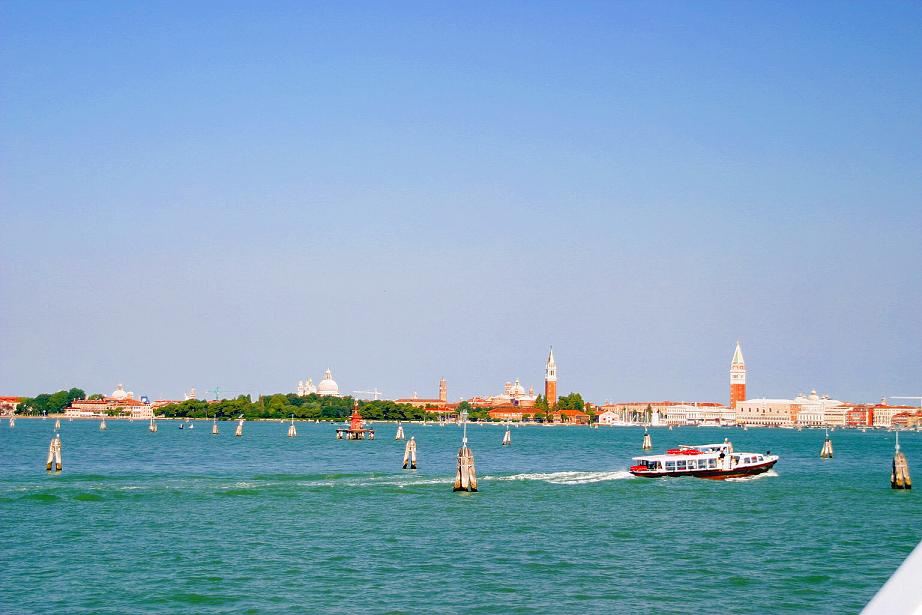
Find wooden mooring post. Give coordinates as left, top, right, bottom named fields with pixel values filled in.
left=395, top=422, right=405, bottom=441
left=402, top=436, right=417, bottom=469
left=453, top=410, right=478, bottom=492
left=821, top=430, right=834, bottom=459
left=45, top=434, right=62, bottom=472
left=642, top=429, right=652, bottom=451
left=891, top=432, right=912, bottom=490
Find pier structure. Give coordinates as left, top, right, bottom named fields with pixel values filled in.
left=336, top=401, right=374, bottom=440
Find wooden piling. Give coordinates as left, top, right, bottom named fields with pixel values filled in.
left=149, top=417, right=157, bottom=433
left=891, top=433, right=912, bottom=490
left=453, top=410, right=477, bottom=492
left=46, top=435, right=62, bottom=472
left=99, top=418, right=107, bottom=431
left=211, top=418, right=219, bottom=435
left=235, top=419, right=244, bottom=437
left=288, top=416, right=297, bottom=438
left=395, top=423, right=405, bottom=441
left=8, top=417, right=14, bottom=428
left=642, top=429, right=652, bottom=451
left=502, top=427, right=511, bottom=446
left=821, top=431, right=833, bottom=459
left=54, top=419, right=61, bottom=430
left=403, top=436, right=417, bottom=469
left=454, top=445, right=477, bottom=492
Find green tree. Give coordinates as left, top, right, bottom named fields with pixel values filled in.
left=557, top=393, right=585, bottom=411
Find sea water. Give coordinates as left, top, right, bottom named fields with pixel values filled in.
left=1, top=421, right=919, bottom=614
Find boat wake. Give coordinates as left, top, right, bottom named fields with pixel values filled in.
left=726, top=469, right=779, bottom=482
left=487, top=470, right=634, bottom=485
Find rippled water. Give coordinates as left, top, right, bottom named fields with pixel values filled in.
left=1, top=420, right=919, bottom=613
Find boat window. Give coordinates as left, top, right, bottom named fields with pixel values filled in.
left=708, top=458, right=717, bottom=468
left=665, top=461, right=676, bottom=470
left=687, top=460, right=698, bottom=469
left=676, top=460, right=687, bottom=470
left=758, top=456, right=764, bottom=462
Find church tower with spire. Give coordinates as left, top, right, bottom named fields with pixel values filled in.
left=544, top=347, right=557, bottom=409
left=730, top=341, right=746, bottom=408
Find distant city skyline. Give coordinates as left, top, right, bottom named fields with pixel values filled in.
left=1, top=3, right=920, bottom=402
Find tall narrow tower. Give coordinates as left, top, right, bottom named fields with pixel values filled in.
left=438, top=377, right=447, bottom=403
left=730, top=341, right=746, bottom=408
left=544, top=347, right=558, bottom=409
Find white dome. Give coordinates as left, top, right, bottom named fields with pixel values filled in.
left=317, top=369, right=339, bottom=396
left=511, top=379, right=525, bottom=396
left=111, top=384, right=128, bottom=400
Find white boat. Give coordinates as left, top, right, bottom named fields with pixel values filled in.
left=630, top=442, right=779, bottom=480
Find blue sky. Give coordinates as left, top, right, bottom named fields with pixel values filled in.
left=1, top=1, right=920, bottom=403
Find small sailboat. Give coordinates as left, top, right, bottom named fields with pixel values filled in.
left=179, top=421, right=184, bottom=430
left=502, top=425, right=511, bottom=446
left=288, top=415, right=297, bottom=437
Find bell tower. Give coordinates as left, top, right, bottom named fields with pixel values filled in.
left=438, top=377, right=447, bottom=402
left=544, top=347, right=557, bottom=409
left=730, top=341, right=746, bottom=408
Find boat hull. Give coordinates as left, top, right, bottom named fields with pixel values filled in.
left=631, top=459, right=777, bottom=480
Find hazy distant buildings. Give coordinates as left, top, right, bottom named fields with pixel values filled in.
left=297, top=369, right=340, bottom=397
left=65, top=384, right=153, bottom=419
left=395, top=377, right=449, bottom=409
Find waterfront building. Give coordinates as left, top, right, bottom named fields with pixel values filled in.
left=730, top=341, right=746, bottom=409
left=872, top=403, right=919, bottom=428
left=395, top=378, right=450, bottom=409
left=735, top=399, right=797, bottom=427
left=665, top=403, right=736, bottom=426
left=793, top=391, right=845, bottom=427
left=65, top=385, right=153, bottom=419
left=598, top=401, right=724, bottom=424
left=0, top=396, right=24, bottom=415
left=545, top=347, right=557, bottom=408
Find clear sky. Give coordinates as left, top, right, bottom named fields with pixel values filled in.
left=1, top=1, right=920, bottom=404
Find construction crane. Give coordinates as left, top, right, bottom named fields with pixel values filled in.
left=352, top=388, right=383, bottom=401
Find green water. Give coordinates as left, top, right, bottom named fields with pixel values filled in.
left=1, top=420, right=919, bottom=614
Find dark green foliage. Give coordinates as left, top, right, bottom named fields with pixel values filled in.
left=154, top=393, right=437, bottom=422
left=17, top=388, right=87, bottom=416
left=556, top=392, right=585, bottom=411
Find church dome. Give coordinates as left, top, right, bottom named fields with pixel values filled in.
left=317, top=369, right=339, bottom=396
left=111, top=384, right=128, bottom=400
left=511, top=379, right=526, bottom=396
